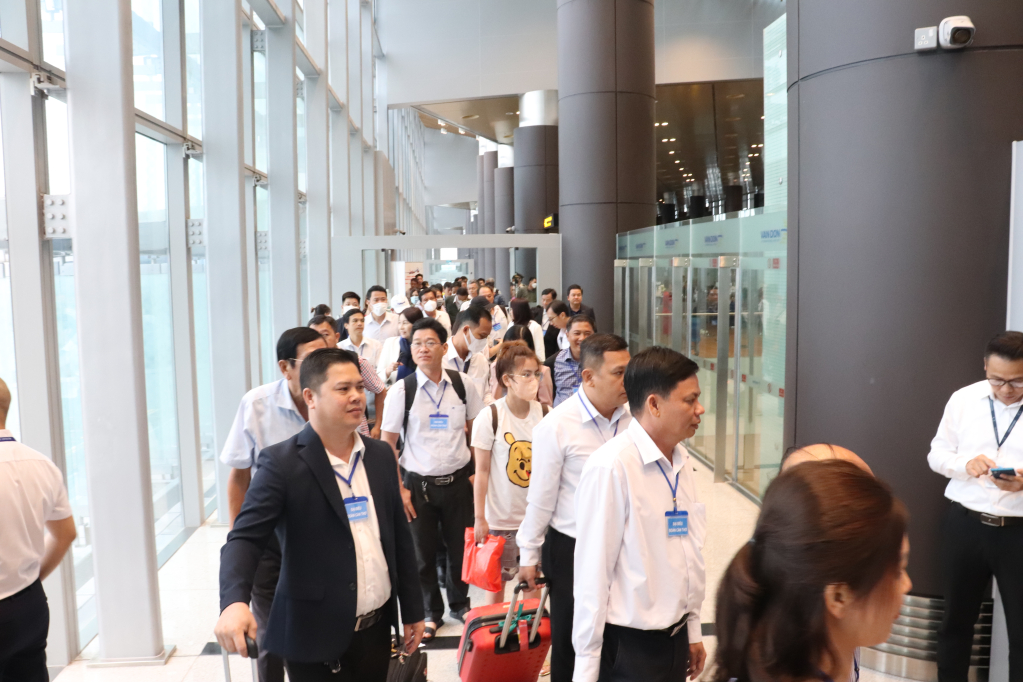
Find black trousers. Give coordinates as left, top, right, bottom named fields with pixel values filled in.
left=250, top=540, right=285, bottom=682
left=284, top=616, right=391, bottom=682
left=598, top=623, right=689, bottom=682
left=937, top=503, right=1023, bottom=682
left=406, top=472, right=473, bottom=622
left=0, top=580, right=48, bottom=682
left=542, top=527, right=576, bottom=682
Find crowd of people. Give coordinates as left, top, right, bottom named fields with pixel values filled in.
left=2, top=275, right=1022, bottom=682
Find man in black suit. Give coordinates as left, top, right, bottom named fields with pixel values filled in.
left=215, top=348, right=425, bottom=682
left=566, top=284, right=596, bottom=325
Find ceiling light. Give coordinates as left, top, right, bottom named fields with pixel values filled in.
left=674, top=160, right=680, bottom=164
left=761, top=116, right=765, bottom=120
left=668, top=151, right=674, bottom=155
left=462, top=114, right=479, bottom=120
left=438, top=119, right=444, bottom=126
left=662, top=121, right=668, bottom=125
left=441, top=129, right=447, bottom=134
left=654, top=123, right=660, bottom=127
left=661, top=138, right=668, bottom=142
left=516, top=111, right=520, bottom=114
left=669, top=138, right=676, bottom=141
left=506, top=112, right=515, bottom=115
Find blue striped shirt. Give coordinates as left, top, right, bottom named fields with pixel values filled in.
left=553, top=348, right=583, bottom=407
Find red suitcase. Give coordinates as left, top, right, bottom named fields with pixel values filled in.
left=457, top=579, right=551, bottom=682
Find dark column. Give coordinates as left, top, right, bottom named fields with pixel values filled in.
left=474, top=155, right=484, bottom=278
left=495, top=166, right=514, bottom=298
left=558, top=0, right=655, bottom=329
left=787, top=2, right=1023, bottom=596
left=514, top=125, right=558, bottom=281
left=483, top=150, right=498, bottom=280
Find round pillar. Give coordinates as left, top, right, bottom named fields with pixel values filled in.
left=513, top=125, right=558, bottom=281
left=483, top=150, right=498, bottom=280
left=557, top=0, right=655, bottom=330
left=495, top=166, right=514, bottom=297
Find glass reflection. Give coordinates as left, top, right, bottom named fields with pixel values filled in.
left=132, top=0, right=165, bottom=120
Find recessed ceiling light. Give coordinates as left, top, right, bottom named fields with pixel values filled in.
left=668, top=151, right=674, bottom=155
left=669, top=138, right=676, bottom=141
left=761, top=116, right=765, bottom=120
left=516, top=111, right=520, bottom=114
left=674, top=160, right=680, bottom=164
left=661, top=138, right=668, bottom=142
left=661, top=121, right=668, bottom=125
left=654, top=123, right=660, bottom=127
left=438, top=119, right=444, bottom=125
left=441, top=129, right=447, bottom=134
left=462, top=114, right=479, bottom=120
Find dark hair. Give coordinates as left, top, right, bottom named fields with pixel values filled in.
left=444, top=281, right=453, bottom=288
left=566, top=314, right=595, bottom=333
left=567, top=284, right=583, bottom=295
left=548, top=300, right=570, bottom=317
left=277, top=327, right=325, bottom=363
left=420, top=288, right=436, bottom=299
left=579, top=333, right=628, bottom=372
left=541, top=288, right=557, bottom=299
left=308, top=314, right=337, bottom=330
left=400, top=307, right=424, bottom=325
left=495, top=343, right=539, bottom=388
left=986, top=331, right=1023, bottom=361
left=510, top=299, right=533, bottom=326
left=454, top=305, right=491, bottom=330
left=476, top=278, right=485, bottom=284
left=341, top=291, right=360, bottom=304
left=411, top=316, right=448, bottom=345
left=311, top=303, right=332, bottom=316
left=624, top=346, right=698, bottom=413
left=713, top=460, right=908, bottom=682
left=503, top=324, right=535, bottom=352
left=300, top=347, right=360, bottom=393
left=456, top=286, right=469, bottom=297
left=366, top=284, right=387, bottom=300
left=340, top=308, right=364, bottom=327
left=479, top=283, right=494, bottom=294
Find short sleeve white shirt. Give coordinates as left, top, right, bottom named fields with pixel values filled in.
left=0, top=431, right=73, bottom=600
left=365, top=311, right=400, bottom=343
left=340, top=336, right=383, bottom=369
left=380, top=368, right=485, bottom=476
left=443, top=342, right=493, bottom=405
left=471, top=399, right=545, bottom=530
left=219, top=379, right=307, bottom=470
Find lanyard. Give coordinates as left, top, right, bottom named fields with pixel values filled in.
left=0, top=437, right=14, bottom=443
left=988, top=397, right=1023, bottom=448
left=332, top=451, right=362, bottom=491
left=422, top=380, right=448, bottom=412
left=656, top=460, right=680, bottom=512
left=578, top=393, right=619, bottom=443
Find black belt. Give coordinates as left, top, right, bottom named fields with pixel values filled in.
left=609, top=613, right=689, bottom=638
left=354, top=606, right=385, bottom=632
left=956, top=502, right=1023, bottom=527
left=403, top=462, right=472, bottom=486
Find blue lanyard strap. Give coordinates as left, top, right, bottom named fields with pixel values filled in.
left=577, top=393, right=619, bottom=443
left=656, top=460, right=680, bottom=512
left=332, top=451, right=362, bottom=490
left=0, top=437, right=14, bottom=443
left=422, top=380, right=448, bottom=412
left=989, top=397, right=1023, bottom=448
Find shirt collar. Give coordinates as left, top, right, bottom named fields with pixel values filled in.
left=415, top=366, right=447, bottom=390
left=325, top=432, right=366, bottom=469
left=272, top=378, right=304, bottom=417
left=982, top=383, right=1023, bottom=409
left=342, top=337, right=363, bottom=351
left=627, top=419, right=685, bottom=473
left=576, top=386, right=628, bottom=427
left=444, top=342, right=463, bottom=362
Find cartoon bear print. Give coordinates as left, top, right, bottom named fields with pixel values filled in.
left=504, top=432, right=532, bottom=488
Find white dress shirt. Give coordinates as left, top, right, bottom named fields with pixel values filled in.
left=443, top=342, right=493, bottom=405
left=326, top=433, right=392, bottom=616
left=340, top=335, right=383, bottom=369
left=928, top=379, right=1023, bottom=517
left=557, top=328, right=569, bottom=350
left=365, top=311, right=400, bottom=343
left=515, top=387, right=631, bottom=566
left=424, top=309, right=451, bottom=335
left=526, top=320, right=546, bottom=362
left=380, top=367, right=485, bottom=476
left=376, top=335, right=402, bottom=385
left=220, top=378, right=306, bottom=470
left=572, top=419, right=706, bottom=682
left=0, top=431, right=73, bottom=600
left=489, top=305, right=510, bottom=347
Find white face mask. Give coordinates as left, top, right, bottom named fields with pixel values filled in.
left=508, top=375, right=540, bottom=402
left=464, top=330, right=488, bottom=354
left=371, top=302, right=387, bottom=317
left=423, top=299, right=438, bottom=312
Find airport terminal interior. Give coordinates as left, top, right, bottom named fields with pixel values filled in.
left=0, top=0, right=1021, bottom=681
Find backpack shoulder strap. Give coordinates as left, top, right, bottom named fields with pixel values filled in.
left=445, top=369, right=467, bottom=405
left=491, top=403, right=498, bottom=434
left=402, top=373, right=418, bottom=439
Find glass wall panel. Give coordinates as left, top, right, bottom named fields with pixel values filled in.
left=45, top=98, right=70, bottom=195
left=184, top=0, right=202, bottom=138
left=299, top=208, right=309, bottom=316
left=135, top=133, right=183, bottom=556
left=256, top=185, right=274, bottom=382
left=188, top=158, right=215, bottom=514
left=297, top=86, right=307, bottom=192
left=41, top=0, right=65, bottom=70
left=0, top=244, right=17, bottom=440
left=253, top=51, right=268, bottom=172
left=132, top=0, right=165, bottom=120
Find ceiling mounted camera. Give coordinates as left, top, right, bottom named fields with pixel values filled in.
left=939, top=16, right=975, bottom=49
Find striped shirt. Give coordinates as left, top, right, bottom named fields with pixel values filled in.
left=552, top=348, right=583, bottom=407
left=357, top=356, right=386, bottom=436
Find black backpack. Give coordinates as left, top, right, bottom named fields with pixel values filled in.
left=400, top=369, right=467, bottom=451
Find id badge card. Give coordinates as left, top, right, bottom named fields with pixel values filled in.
left=665, top=510, right=689, bottom=537
left=344, top=496, right=370, bottom=522
left=429, top=412, right=449, bottom=430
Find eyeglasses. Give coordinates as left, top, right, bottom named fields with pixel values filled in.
left=510, top=371, right=543, bottom=380
left=411, top=341, right=441, bottom=350
left=988, top=377, right=1023, bottom=389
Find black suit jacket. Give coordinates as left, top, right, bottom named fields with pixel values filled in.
left=220, top=424, right=424, bottom=663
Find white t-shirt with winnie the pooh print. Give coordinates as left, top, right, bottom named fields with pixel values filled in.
left=471, top=397, right=544, bottom=530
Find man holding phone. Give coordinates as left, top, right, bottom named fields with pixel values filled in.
left=928, top=331, right=1023, bottom=682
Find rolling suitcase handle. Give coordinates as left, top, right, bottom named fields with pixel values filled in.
left=498, top=578, right=550, bottom=649
left=221, top=635, right=259, bottom=681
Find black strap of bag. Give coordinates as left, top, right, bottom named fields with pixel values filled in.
left=400, top=369, right=467, bottom=451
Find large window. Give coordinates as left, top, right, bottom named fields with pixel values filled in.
left=40, top=0, right=65, bottom=70
left=184, top=0, right=202, bottom=138
left=256, top=184, right=274, bottom=383
left=135, top=133, right=184, bottom=558
left=0, top=109, right=17, bottom=440
left=188, top=158, right=215, bottom=515
left=132, top=0, right=165, bottom=120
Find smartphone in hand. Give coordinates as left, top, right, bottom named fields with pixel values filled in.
left=991, top=467, right=1018, bottom=480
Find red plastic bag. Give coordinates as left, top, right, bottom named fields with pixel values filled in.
left=461, top=528, right=505, bottom=593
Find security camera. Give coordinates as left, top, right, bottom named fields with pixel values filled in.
left=939, top=16, right=975, bottom=49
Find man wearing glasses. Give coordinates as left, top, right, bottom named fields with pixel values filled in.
left=928, top=331, right=1023, bottom=682
left=380, top=317, right=485, bottom=642
left=220, top=327, right=328, bottom=682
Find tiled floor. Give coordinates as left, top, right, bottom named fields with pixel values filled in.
left=52, top=459, right=913, bottom=682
